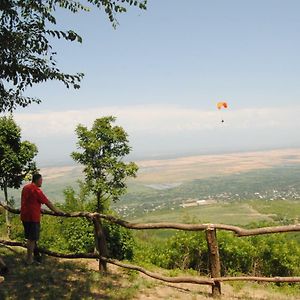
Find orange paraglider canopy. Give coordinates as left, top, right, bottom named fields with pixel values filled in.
left=217, top=101, right=228, bottom=110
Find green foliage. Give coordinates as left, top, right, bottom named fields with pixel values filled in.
left=63, top=182, right=91, bottom=212
left=55, top=217, right=95, bottom=253
left=0, top=115, right=37, bottom=201
left=134, top=232, right=209, bottom=273
left=9, top=212, right=95, bottom=253
left=218, top=232, right=257, bottom=275
left=0, top=0, right=147, bottom=112
left=59, top=185, right=136, bottom=258
left=72, top=116, right=138, bottom=213
left=249, top=234, right=300, bottom=277
left=8, top=213, right=23, bottom=239
left=29, top=184, right=135, bottom=259
left=163, top=232, right=208, bottom=272
left=134, top=230, right=300, bottom=278
left=9, top=207, right=135, bottom=258
left=104, top=220, right=135, bottom=260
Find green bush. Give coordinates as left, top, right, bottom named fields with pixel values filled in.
left=8, top=212, right=136, bottom=259
left=104, top=221, right=135, bottom=260
left=134, top=230, right=300, bottom=277
left=218, top=232, right=257, bottom=275
left=6, top=194, right=135, bottom=260
left=59, top=217, right=95, bottom=253
left=250, top=234, right=300, bottom=277
left=134, top=231, right=209, bottom=274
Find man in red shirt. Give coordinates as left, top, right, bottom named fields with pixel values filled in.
left=21, top=173, right=62, bottom=264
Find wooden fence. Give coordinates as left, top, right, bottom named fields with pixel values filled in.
left=0, top=202, right=300, bottom=298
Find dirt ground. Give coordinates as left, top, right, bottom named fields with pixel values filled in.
left=85, top=260, right=300, bottom=300
left=1, top=249, right=299, bottom=300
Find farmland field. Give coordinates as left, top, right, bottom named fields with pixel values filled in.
left=131, top=202, right=275, bottom=225
left=5, top=148, right=300, bottom=227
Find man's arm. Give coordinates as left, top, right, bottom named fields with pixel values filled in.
left=45, top=201, right=63, bottom=215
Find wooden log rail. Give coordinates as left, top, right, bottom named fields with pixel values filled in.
left=0, top=201, right=299, bottom=297
left=1, top=202, right=300, bottom=237
left=1, top=239, right=300, bottom=286
left=0, top=239, right=214, bottom=285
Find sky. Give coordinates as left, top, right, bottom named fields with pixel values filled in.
left=9, top=0, right=300, bottom=165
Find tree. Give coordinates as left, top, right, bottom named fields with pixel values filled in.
left=71, top=116, right=138, bottom=271
left=71, top=116, right=138, bottom=213
left=0, top=115, right=38, bottom=236
left=0, top=0, right=147, bottom=112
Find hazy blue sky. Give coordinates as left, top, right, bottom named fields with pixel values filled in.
left=11, top=0, right=300, bottom=165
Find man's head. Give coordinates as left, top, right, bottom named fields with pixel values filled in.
left=32, top=173, right=43, bottom=187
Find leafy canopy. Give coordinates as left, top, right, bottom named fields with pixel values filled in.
left=0, top=0, right=147, bottom=112
left=0, top=115, right=38, bottom=192
left=71, top=116, right=138, bottom=212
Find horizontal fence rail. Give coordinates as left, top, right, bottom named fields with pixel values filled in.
left=0, top=239, right=215, bottom=286
left=1, top=202, right=300, bottom=237
left=2, top=239, right=300, bottom=285
left=0, top=201, right=299, bottom=297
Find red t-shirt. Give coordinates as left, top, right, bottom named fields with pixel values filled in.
left=20, top=183, right=49, bottom=222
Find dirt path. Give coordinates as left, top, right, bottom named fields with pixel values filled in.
left=85, top=260, right=300, bottom=300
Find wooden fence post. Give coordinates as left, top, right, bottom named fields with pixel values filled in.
left=206, top=227, right=222, bottom=298
left=92, top=215, right=109, bottom=272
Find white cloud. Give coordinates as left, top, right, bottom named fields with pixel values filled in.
left=11, top=104, right=300, bottom=164
left=14, top=104, right=300, bottom=138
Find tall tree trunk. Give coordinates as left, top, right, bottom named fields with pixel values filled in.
left=96, top=191, right=103, bottom=213
left=3, top=184, right=11, bottom=238
left=94, top=191, right=104, bottom=246
left=93, top=191, right=108, bottom=272
left=93, top=215, right=109, bottom=272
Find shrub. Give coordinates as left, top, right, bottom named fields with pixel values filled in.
left=104, top=221, right=135, bottom=260
left=134, top=230, right=300, bottom=277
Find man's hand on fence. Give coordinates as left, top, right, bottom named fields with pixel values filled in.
left=45, top=201, right=64, bottom=216
left=43, top=208, right=64, bottom=216
left=55, top=209, right=65, bottom=216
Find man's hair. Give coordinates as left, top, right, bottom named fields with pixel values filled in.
left=32, top=173, right=42, bottom=183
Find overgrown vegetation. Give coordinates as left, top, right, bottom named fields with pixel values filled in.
left=0, top=116, right=37, bottom=237
left=133, top=228, right=300, bottom=280
left=7, top=184, right=135, bottom=261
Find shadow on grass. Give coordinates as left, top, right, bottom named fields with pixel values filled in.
left=0, top=248, right=127, bottom=300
